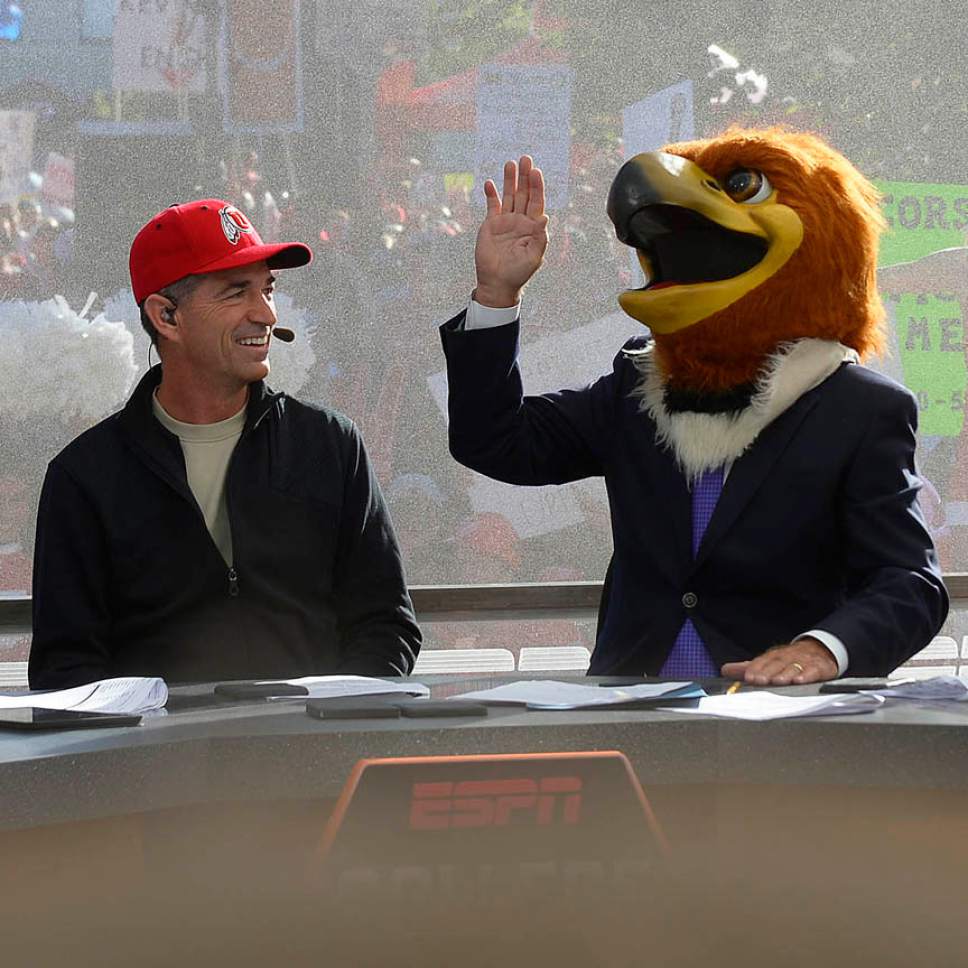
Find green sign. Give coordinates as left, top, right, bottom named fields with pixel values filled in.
left=894, top=294, right=966, bottom=437
left=877, top=180, right=968, bottom=267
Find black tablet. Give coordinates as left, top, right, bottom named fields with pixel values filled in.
left=394, top=700, right=489, bottom=718
left=306, top=698, right=402, bottom=720
left=214, top=682, right=309, bottom=699
left=0, top=708, right=143, bottom=730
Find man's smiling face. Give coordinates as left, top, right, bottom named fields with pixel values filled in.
left=173, top=260, right=279, bottom=390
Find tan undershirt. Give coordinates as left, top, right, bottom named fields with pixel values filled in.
left=152, top=392, right=246, bottom=566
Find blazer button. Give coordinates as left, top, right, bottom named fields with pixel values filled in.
left=682, top=592, right=698, bottom=609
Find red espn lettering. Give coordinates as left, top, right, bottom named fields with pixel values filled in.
left=409, top=777, right=583, bottom=830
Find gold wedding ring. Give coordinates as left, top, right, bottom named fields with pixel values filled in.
left=790, top=661, right=805, bottom=674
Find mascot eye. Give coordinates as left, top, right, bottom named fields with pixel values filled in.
left=723, top=169, right=772, bottom=204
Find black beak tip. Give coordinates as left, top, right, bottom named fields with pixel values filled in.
left=607, top=156, right=653, bottom=242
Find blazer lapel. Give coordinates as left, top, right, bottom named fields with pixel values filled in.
left=694, top=389, right=823, bottom=567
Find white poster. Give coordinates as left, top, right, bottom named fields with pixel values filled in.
left=112, top=0, right=208, bottom=93
left=621, top=80, right=696, bottom=287
left=0, top=110, right=35, bottom=204
left=427, top=311, right=641, bottom=539
left=476, top=64, right=574, bottom=211
left=622, top=79, right=695, bottom=158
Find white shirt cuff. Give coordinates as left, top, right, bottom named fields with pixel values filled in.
left=464, top=297, right=521, bottom=330
left=798, top=629, right=849, bottom=677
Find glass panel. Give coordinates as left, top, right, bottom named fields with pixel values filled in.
left=0, top=0, right=964, bottom=596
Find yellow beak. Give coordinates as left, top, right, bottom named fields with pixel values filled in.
left=606, top=152, right=804, bottom=333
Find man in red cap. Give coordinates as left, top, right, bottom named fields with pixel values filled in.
left=29, top=200, right=421, bottom=688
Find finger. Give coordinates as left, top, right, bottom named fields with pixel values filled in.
left=515, top=155, right=533, bottom=215
left=769, top=660, right=806, bottom=686
left=791, top=662, right=835, bottom=684
left=502, top=160, right=517, bottom=213
left=791, top=655, right=838, bottom=684
left=744, top=650, right=794, bottom=685
left=721, top=661, right=751, bottom=680
left=787, top=640, right=839, bottom=684
left=767, top=650, right=835, bottom=686
left=755, top=647, right=805, bottom=686
left=483, top=179, right=501, bottom=216
left=527, top=167, right=546, bottom=219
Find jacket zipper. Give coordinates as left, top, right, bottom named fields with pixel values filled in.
left=129, top=379, right=282, bottom=603
left=224, top=414, right=250, bottom=601
left=221, top=392, right=279, bottom=601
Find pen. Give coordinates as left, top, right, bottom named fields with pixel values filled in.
left=726, top=681, right=742, bottom=695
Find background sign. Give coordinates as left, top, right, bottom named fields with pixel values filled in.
left=622, top=79, right=695, bottom=158
left=475, top=64, right=574, bottom=212
left=893, top=293, right=966, bottom=437
left=622, top=81, right=695, bottom=289
left=220, top=0, right=304, bottom=133
left=427, top=311, right=639, bottom=539
left=878, top=180, right=968, bottom=266
left=41, top=152, right=75, bottom=210
left=112, top=0, right=208, bottom=94
left=0, top=110, right=35, bottom=204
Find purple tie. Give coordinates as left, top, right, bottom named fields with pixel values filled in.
left=659, top=465, right=725, bottom=678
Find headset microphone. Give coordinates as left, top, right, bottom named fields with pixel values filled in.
left=272, top=327, right=295, bottom=342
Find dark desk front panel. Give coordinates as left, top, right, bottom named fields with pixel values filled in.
left=2, top=676, right=967, bottom=966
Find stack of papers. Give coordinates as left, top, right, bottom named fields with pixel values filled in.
left=255, top=676, right=430, bottom=699
left=0, top=677, right=168, bottom=715
left=662, top=691, right=883, bottom=721
left=449, top=680, right=704, bottom=710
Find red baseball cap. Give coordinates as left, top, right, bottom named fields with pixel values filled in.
left=129, top=199, right=312, bottom=304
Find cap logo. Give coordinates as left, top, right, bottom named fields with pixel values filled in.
left=219, top=205, right=253, bottom=245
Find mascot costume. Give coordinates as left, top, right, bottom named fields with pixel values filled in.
left=441, top=127, right=948, bottom=682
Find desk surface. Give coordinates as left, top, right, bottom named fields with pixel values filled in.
left=2, top=674, right=968, bottom=830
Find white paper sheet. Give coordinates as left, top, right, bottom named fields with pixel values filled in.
left=661, top=691, right=884, bottom=721
left=0, top=677, right=168, bottom=714
left=257, top=675, right=430, bottom=699
left=449, top=680, right=703, bottom=710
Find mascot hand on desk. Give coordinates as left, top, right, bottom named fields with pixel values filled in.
left=453, top=127, right=947, bottom=684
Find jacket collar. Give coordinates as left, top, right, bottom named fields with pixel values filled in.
left=629, top=338, right=858, bottom=482
left=120, top=365, right=282, bottom=433
left=117, top=365, right=283, bottom=495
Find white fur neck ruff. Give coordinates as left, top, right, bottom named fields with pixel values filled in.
left=630, top=339, right=859, bottom=481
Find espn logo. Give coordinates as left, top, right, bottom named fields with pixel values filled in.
left=409, top=777, right=582, bottom=830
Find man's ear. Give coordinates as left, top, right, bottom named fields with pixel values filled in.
left=144, top=294, right=179, bottom=342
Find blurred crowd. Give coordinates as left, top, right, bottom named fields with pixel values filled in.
left=1, top=25, right=965, bottom=664
left=0, top=195, right=75, bottom=302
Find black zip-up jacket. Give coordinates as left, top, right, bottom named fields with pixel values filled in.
left=29, top=366, right=421, bottom=688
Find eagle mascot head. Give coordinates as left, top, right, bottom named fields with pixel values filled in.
left=607, top=127, right=887, bottom=395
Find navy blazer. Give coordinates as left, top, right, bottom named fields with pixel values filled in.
left=440, top=315, right=948, bottom=677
